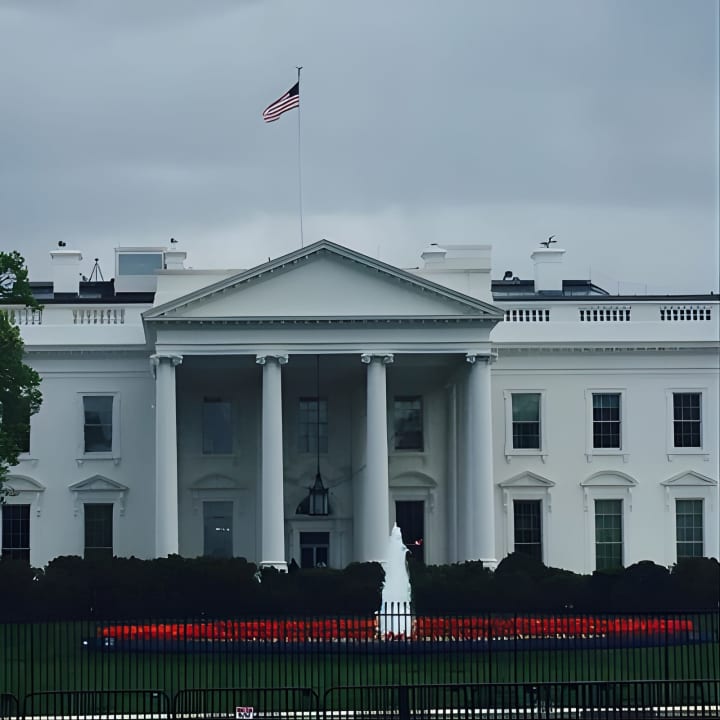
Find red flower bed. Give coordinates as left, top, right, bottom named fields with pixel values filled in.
left=99, top=616, right=693, bottom=643
left=413, top=616, right=693, bottom=641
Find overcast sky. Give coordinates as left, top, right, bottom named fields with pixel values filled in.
left=1, top=0, right=718, bottom=294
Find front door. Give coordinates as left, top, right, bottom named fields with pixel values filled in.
left=203, top=501, right=233, bottom=558
left=395, top=500, right=424, bottom=563
left=300, top=531, right=330, bottom=568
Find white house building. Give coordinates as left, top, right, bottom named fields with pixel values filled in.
left=2, top=239, right=718, bottom=574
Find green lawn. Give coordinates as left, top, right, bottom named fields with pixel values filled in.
left=2, top=617, right=718, bottom=706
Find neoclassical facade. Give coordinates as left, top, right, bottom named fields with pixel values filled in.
left=2, top=240, right=718, bottom=573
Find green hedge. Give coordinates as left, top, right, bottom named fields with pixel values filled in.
left=0, top=554, right=717, bottom=621
left=409, top=555, right=719, bottom=613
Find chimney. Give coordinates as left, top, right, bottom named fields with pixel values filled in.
left=531, top=247, right=566, bottom=293
left=164, top=250, right=187, bottom=270
left=415, top=243, right=493, bottom=303
left=50, top=248, right=83, bottom=295
left=420, top=243, right=448, bottom=264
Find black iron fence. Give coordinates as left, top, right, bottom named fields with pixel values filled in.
left=0, top=609, right=718, bottom=717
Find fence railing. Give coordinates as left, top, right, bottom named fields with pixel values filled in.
left=0, top=610, right=718, bottom=717
left=1, top=681, right=719, bottom=719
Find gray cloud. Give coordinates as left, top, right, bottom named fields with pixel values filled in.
left=1, top=0, right=717, bottom=292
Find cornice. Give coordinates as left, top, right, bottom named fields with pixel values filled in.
left=146, top=315, right=497, bottom=326
left=496, top=343, right=720, bottom=355
left=24, top=347, right=151, bottom=359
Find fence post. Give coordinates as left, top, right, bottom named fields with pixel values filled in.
left=397, top=685, right=410, bottom=720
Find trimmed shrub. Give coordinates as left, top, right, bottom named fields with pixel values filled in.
left=2, top=553, right=717, bottom=621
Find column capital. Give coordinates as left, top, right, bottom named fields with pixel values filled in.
left=465, top=351, right=496, bottom=365
left=360, top=353, right=394, bottom=365
left=150, top=353, right=183, bottom=378
left=256, top=354, right=289, bottom=366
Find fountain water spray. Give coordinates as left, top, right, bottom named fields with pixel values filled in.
left=378, top=524, right=413, bottom=638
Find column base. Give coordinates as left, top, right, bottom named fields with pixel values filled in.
left=259, top=561, right=288, bottom=573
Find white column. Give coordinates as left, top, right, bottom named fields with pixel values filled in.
left=357, top=353, right=393, bottom=562
left=256, top=354, right=288, bottom=571
left=151, top=353, right=183, bottom=557
left=458, top=374, right=474, bottom=561
left=466, top=353, right=497, bottom=568
left=446, top=383, right=459, bottom=563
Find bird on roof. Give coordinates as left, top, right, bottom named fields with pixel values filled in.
left=540, top=235, right=557, bottom=248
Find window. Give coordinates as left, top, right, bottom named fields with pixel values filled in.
left=512, top=394, right=541, bottom=449
left=83, top=396, right=114, bottom=453
left=298, top=398, right=328, bottom=454
left=673, top=393, right=701, bottom=448
left=300, top=531, right=329, bottom=568
left=17, top=424, right=30, bottom=454
left=12, top=405, right=31, bottom=454
left=592, top=393, right=621, bottom=449
left=117, top=252, right=163, bottom=276
left=513, top=500, right=542, bottom=561
left=394, top=397, right=423, bottom=451
left=595, top=499, right=623, bottom=570
left=84, top=504, right=113, bottom=561
left=1, top=504, right=30, bottom=562
left=202, top=398, right=232, bottom=454
left=676, top=499, right=703, bottom=559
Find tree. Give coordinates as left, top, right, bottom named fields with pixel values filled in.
left=0, top=251, right=42, bottom=494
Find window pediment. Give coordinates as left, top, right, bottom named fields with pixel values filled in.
left=190, top=474, right=241, bottom=491
left=661, top=471, right=716, bottom=487
left=69, top=475, right=129, bottom=516
left=5, top=474, right=46, bottom=494
left=498, top=471, right=555, bottom=488
left=4, top=475, right=46, bottom=517
left=581, top=471, right=637, bottom=487
left=69, top=475, right=129, bottom=493
left=390, top=471, right=437, bottom=488
left=190, top=474, right=246, bottom=514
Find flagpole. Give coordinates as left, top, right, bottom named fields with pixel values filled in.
left=296, top=65, right=304, bottom=248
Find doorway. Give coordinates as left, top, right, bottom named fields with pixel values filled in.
left=203, top=501, right=233, bottom=558
left=395, top=500, right=424, bottom=563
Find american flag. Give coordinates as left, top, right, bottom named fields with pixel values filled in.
left=262, top=82, right=300, bottom=123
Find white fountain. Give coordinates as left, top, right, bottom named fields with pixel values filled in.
left=378, top=524, right=413, bottom=638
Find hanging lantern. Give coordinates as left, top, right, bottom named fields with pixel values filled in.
left=296, top=355, right=331, bottom=516
left=308, top=471, right=329, bottom=516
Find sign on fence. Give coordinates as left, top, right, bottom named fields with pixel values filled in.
left=235, top=706, right=255, bottom=719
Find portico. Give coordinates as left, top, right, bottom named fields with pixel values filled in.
left=143, top=241, right=504, bottom=568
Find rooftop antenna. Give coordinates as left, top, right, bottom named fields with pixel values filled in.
left=88, top=258, right=104, bottom=282
left=540, top=235, right=557, bottom=248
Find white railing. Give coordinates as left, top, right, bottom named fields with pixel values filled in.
left=72, top=308, right=126, bottom=324
left=660, top=305, right=712, bottom=321
left=579, top=306, right=631, bottom=322
left=1, top=307, right=43, bottom=325
left=504, top=308, right=550, bottom=322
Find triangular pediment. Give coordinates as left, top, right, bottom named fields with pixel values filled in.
left=144, top=240, right=503, bottom=322
left=69, top=475, right=129, bottom=493
left=498, top=471, right=555, bottom=488
left=581, top=471, right=637, bottom=487
left=661, top=471, right=717, bottom=487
